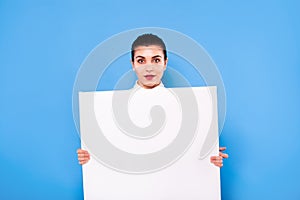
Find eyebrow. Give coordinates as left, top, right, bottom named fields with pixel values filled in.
left=152, top=55, right=162, bottom=59
left=135, top=55, right=162, bottom=59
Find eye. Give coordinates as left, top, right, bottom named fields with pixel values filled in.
left=137, top=59, right=144, bottom=64
left=154, top=58, right=161, bottom=63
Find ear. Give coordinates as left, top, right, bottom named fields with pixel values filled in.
left=164, top=58, right=168, bottom=70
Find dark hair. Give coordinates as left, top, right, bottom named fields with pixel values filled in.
left=131, top=33, right=167, bottom=62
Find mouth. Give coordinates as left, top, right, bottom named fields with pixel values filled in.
left=144, top=75, right=156, bottom=80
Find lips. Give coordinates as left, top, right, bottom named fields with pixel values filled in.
left=144, top=75, right=155, bottom=80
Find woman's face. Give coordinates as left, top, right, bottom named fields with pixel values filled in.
left=131, top=45, right=168, bottom=89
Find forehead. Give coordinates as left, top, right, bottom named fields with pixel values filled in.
left=134, top=45, right=164, bottom=57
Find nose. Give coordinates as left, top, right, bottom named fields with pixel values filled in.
left=145, top=65, right=154, bottom=72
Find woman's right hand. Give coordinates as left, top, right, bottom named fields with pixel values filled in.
left=77, top=149, right=90, bottom=165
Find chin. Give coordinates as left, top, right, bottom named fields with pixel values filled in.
left=141, top=83, right=156, bottom=88
left=146, top=82, right=157, bottom=86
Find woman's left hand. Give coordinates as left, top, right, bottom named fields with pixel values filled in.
left=210, top=147, right=229, bottom=168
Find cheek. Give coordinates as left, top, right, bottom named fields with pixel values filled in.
left=134, top=68, right=144, bottom=77
left=155, top=67, right=165, bottom=75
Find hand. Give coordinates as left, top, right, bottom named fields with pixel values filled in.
left=77, top=149, right=90, bottom=165
left=210, top=147, right=229, bottom=168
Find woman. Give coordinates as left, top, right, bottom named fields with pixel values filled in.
left=77, top=33, right=228, bottom=167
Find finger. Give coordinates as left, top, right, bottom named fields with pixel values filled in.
left=211, top=161, right=222, bottom=166
left=210, top=156, right=216, bottom=160
left=78, top=157, right=90, bottom=162
left=210, top=157, right=223, bottom=164
left=78, top=157, right=87, bottom=161
left=79, top=160, right=87, bottom=165
left=78, top=151, right=90, bottom=156
left=211, top=156, right=222, bottom=160
left=77, top=149, right=85, bottom=153
left=78, top=153, right=89, bottom=158
left=210, top=156, right=217, bottom=161
left=211, top=160, right=223, bottom=167
left=78, top=156, right=90, bottom=161
left=219, top=152, right=229, bottom=158
left=77, top=149, right=90, bottom=154
left=219, top=147, right=226, bottom=151
left=216, top=163, right=223, bottom=168
left=213, top=158, right=223, bottom=163
left=213, top=159, right=223, bottom=165
left=79, top=158, right=90, bottom=165
left=77, top=150, right=88, bottom=154
left=210, top=155, right=221, bottom=159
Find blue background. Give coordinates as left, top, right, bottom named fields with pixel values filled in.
left=1, top=0, right=300, bottom=199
